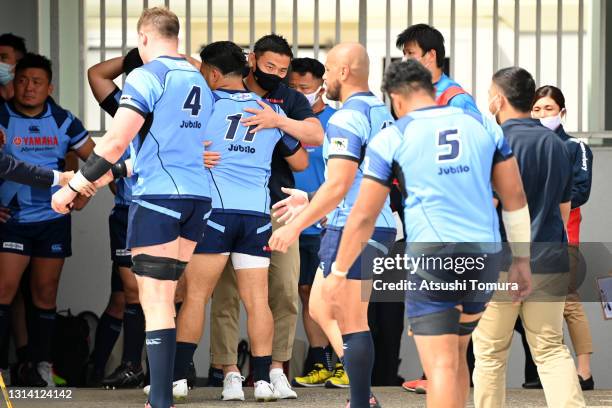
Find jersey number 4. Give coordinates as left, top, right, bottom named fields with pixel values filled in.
left=224, top=113, right=257, bottom=142
left=436, top=129, right=461, bottom=162
left=183, top=86, right=202, bottom=116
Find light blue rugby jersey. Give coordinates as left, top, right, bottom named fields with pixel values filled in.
left=119, top=56, right=214, bottom=200
left=206, top=89, right=300, bottom=216
left=0, top=101, right=88, bottom=223
left=323, top=91, right=395, bottom=231
left=364, top=105, right=513, bottom=244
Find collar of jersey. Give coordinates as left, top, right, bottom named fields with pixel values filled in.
left=413, top=104, right=448, bottom=113
left=7, top=100, right=50, bottom=119
left=433, top=73, right=449, bottom=87
left=216, top=88, right=249, bottom=94
left=157, top=55, right=186, bottom=61
left=346, top=91, right=374, bottom=101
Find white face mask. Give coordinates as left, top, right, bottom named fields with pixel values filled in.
left=304, top=86, right=322, bottom=107
left=539, top=113, right=563, bottom=131
left=0, top=62, right=15, bottom=86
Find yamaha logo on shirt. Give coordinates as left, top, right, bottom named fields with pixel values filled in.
left=13, top=135, right=59, bottom=152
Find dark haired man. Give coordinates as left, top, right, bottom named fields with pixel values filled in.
left=471, top=67, right=585, bottom=408
left=0, top=33, right=27, bottom=103
left=0, top=53, right=94, bottom=387
left=396, top=24, right=478, bottom=114
left=287, top=57, right=344, bottom=388
left=205, top=33, right=322, bottom=400
left=153, top=40, right=303, bottom=402
left=333, top=59, right=528, bottom=408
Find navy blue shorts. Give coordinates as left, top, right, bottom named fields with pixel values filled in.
left=194, top=211, right=271, bottom=257
left=109, top=206, right=132, bottom=268
left=0, top=216, right=71, bottom=258
left=319, top=227, right=396, bottom=280
left=299, top=234, right=321, bottom=286
left=404, top=248, right=502, bottom=319
left=127, top=198, right=211, bottom=249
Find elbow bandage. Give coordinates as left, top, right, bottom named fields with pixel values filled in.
left=502, top=205, right=531, bottom=258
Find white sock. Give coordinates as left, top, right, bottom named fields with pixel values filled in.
left=270, top=368, right=284, bottom=378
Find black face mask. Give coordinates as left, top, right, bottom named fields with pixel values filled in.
left=253, top=64, right=283, bottom=92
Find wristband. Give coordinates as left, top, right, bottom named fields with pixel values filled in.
left=330, top=262, right=348, bottom=277
left=111, top=160, right=128, bottom=179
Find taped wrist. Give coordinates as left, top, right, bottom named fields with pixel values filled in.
left=502, top=205, right=531, bottom=258
left=81, top=152, right=113, bottom=182
left=111, top=161, right=128, bottom=179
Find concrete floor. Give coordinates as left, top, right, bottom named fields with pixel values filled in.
left=5, top=387, right=612, bottom=408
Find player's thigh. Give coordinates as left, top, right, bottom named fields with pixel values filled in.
left=233, top=256, right=270, bottom=307
left=309, top=268, right=334, bottom=322
left=177, top=237, right=197, bottom=263
left=184, top=253, right=229, bottom=301
left=118, top=265, right=139, bottom=304
left=335, top=278, right=371, bottom=333
left=29, top=257, right=65, bottom=305
left=131, top=238, right=181, bottom=259
left=135, top=274, right=177, bottom=306
left=0, top=252, right=30, bottom=303
left=414, top=333, right=460, bottom=374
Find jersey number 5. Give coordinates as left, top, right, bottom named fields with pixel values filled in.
left=183, top=86, right=202, bottom=116
left=436, top=129, right=461, bottom=162
left=224, top=113, right=257, bottom=143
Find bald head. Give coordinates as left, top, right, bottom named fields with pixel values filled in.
left=329, top=43, right=369, bottom=80
left=324, top=42, right=370, bottom=102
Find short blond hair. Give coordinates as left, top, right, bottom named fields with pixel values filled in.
left=137, top=7, right=179, bottom=39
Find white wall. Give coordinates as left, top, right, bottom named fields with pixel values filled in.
left=57, top=148, right=612, bottom=388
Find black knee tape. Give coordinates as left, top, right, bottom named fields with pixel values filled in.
left=408, top=308, right=461, bottom=336
left=175, top=261, right=188, bottom=280
left=131, top=254, right=182, bottom=281
left=458, top=319, right=480, bottom=336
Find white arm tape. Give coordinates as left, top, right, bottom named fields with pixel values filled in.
left=51, top=170, right=60, bottom=187
left=502, top=204, right=531, bottom=258
left=68, top=171, right=90, bottom=193
left=125, top=158, right=133, bottom=177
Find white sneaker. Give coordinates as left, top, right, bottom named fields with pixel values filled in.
left=37, top=362, right=55, bottom=387
left=270, top=371, right=297, bottom=399
left=143, top=379, right=189, bottom=401
left=254, top=380, right=277, bottom=402
left=221, top=372, right=245, bottom=401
